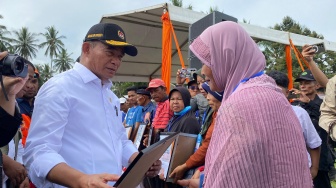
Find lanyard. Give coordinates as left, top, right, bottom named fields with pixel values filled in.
left=232, top=71, right=264, bottom=93
left=201, top=109, right=208, bottom=127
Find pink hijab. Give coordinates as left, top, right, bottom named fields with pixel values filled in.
left=189, top=21, right=266, bottom=100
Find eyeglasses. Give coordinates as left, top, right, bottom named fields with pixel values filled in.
left=189, top=86, right=199, bottom=91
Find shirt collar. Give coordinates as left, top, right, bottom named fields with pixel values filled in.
left=143, top=101, right=154, bottom=111
left=73, top=62, right=112, bottom=88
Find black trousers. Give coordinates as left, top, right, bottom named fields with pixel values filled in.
left=313, top=170, right=332, bottom=188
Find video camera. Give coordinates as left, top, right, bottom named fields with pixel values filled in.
left=0, top=53, right=28, bottom=78
left=179, top=68, right=197, bottom=78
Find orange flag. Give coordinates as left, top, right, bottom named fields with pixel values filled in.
left=161, top=11, right=172, bottom=93
left=285, top=45, right=293, bottom=90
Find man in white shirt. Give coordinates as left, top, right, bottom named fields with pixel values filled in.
left=23, top=23, right=161, bottom=188
left=267, top=70, right=322, bottom=179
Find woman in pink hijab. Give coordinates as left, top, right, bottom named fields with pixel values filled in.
left=179, top=21, right=312, bottom=187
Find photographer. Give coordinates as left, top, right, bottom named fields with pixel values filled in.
left=0, top=51, right=28, bottom=147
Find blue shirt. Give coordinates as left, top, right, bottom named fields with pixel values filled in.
left=122, top=111, right=127, bottom=123
left=23, top=63, right=137, bottom=187
left=17, top=98, right=34, bottom=116
left=125, top=105, right=143, bottom=128
left=141, top=101, right=156, bottom=123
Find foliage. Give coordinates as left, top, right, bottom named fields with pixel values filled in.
left=39, top=26, right=66, bottom=69
left=11, top=27, right=39, bottom=60
left=170, top=0, right=192, bottom=10
left=112, top=82, right=148, bottom=98
left=258, top=16, right=336, bottom=79
left=53, top=48, right=74, bottom=72
left=170, top=0, right=183, bottom=7
left=208, top=6, right=218, bottom=14
left=0, top=15, right=13, bottom=52
left=36, top=64, right=54, bottom=86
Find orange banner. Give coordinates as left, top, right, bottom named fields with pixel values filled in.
left=161, top=11, right=172, bottom=93
left=285, top=45, right=293, bottom=89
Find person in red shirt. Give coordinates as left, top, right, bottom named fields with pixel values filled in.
left=145, top=78, right=173, bottom=144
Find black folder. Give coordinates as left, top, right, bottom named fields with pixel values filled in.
left=113, top=132, right=179, bottom=188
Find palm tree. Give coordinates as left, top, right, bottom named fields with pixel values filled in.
left=53, top=48, right=74, bottom=72
left=11, top=27, right=39, bottom=60
left=0, top=15, right=13, bottom=52
left=36, top=64, right=54, bottom=85
left=39, top=26, right=66, bottom=69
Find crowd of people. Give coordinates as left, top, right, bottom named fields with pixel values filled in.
left=1, top=20, right=336, bottom=188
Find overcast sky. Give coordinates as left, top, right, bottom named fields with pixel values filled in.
left=1, top=0, right=335, bottom=65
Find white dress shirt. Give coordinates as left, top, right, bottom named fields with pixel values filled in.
left=23, top=63, right=137, bottom=187
left=292, top=105, right=322, bottom=167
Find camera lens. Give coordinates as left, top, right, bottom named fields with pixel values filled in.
left=1, top=54, right=28, bottom=78
left=14, top=58, right=24, bottom=73
left=311, top=45, right=318, bottom=53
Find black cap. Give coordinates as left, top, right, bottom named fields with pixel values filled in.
left=187, top=80, right=197, bottom=87
left=84, top=23, right=137, bottom=56
left=193, top=69, right=205, bottom=81
left=294, top=69, right=315, bottom=82
left=136, top=89, right=151, bottom=97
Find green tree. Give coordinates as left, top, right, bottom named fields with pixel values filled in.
left=53, top=48, right=74, bottom=72
left=36, top=64, right=54, bottom=85
left=170, top=0, right=192, bottom=10
left=0, top=15, right=13, bottom=52
left=170, top=0, right=182, bottom=7
left=11, top=27, right=39, bottom=60
left=112, top=82, right=148, bottom=98
left=39, top=26, right=66, bottom=69
left=258, top=16, right=336, bottom=79
left=208, top=6, right=218, bottom=13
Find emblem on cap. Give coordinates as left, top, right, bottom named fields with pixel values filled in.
left=118, top=30, right=125, bottom=40
left=302, top=72, right=307, bottom=75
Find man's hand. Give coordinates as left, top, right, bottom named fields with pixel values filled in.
left=2, top=75, right=28, bottom=97
left=169, top=163, right=188, bottom=183
left=144, top=112, right=151, bottom=124
left=0, top=51, right=8, bottom=59
left=177, top=178, right=200, bottom=188
left=302, top=44, right=315, bottom=63
left=78, top=173, right=119, bottom=188
left=310, top=166, right=318, bottom=179
left=19, top=177, right=30, bottom=188
left=290, top=88, right=311, bottom=103
left=146, top=160, right=162, bottom=178
left=3, top=155, right=27, bottom=186
left=176, top=69, right=186, bottom=86
left=143, top=134, right=149, bottom=147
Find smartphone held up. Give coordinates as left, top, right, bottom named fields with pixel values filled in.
left=310, top=42, right=325, bottom=54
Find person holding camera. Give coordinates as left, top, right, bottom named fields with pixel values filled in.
left=0, top=51, right=28, bottom=147
left=176, top=69, right=208, bottom=123
left=2, top=59, right=39, bottom=188
left=291, top=69, right=333, bottom=188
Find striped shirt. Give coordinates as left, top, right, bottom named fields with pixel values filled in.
left=152, top=99, right=173, bottom=129
left=204, top=75, right=312, bottom=188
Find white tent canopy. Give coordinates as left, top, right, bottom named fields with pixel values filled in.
left=100, top=3, right=336, bottom=83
